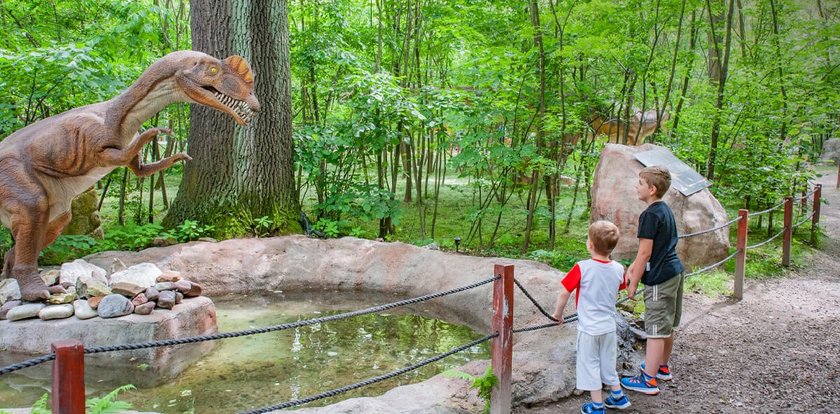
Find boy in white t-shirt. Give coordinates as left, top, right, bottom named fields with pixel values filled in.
left=553, top=220, right=631, bottom=414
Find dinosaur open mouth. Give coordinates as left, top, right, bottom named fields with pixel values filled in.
left=202, top=86, right=255, bottom=123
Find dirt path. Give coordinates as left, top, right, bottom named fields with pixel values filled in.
left=515, top=167, right=840, bottom=414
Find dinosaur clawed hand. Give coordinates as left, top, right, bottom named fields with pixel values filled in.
left=16, top=273, right=54, bottom=302
left=173, top=153, right=193, bottom=162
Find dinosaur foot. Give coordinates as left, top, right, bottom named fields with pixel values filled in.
left=16, top=274, right=52, bottom=302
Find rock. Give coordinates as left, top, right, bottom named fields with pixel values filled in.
left=154, top=282, right=175, bottom=291
left=156, top=271, right=182, bottom=283
left=175, top=292, right=183, bottom=304
left=7, top=303, right=46, bottom=321
left=422, top=242, right=440, bottom=251
left=111, top=281, right=147, bottom=298
left=108, top=258, right=127, bottom=275
left=197, top=237, right=217, bottom=243
left=40, top=269, right=61, bottom=286
left=134, top=301, right=155, bottom=315
left=157, top=290, right=177, bottom=309
left=173, top=280, right=191, bottom=294
left=109, top=263, right=162, bottom=288
left=77, top=279, right=111, bottom=299
left=39, top=304, right=74, bottom=320
left=590, top=144, right=730, bottom=267
left=97, top=294, right=134, bottom=318
left=185, top=282, right=202, bottom=298
left=145, top=286, right=160, bottom=302
left=822, top=138, right=840, bottom=164
left=150, top=236, right=178, bottom=247
left=64, top=186, right=104, bottom=239
left=60, top=259, right=108, bottom=286
left=73, top=299, right=98, bottom=320
left=0, top=279, right=21, bottom=305
left=131, top=293, right=149, bottom=307
left=87, top=296, right=104, bottom=309
left=46, top=292, right=77, bottom=305
left=0, top=300, right=22, bottom=320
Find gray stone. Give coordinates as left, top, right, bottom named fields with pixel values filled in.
left=151, top=236, right=177, bottom=247
left=590, top=144, right=730, bottom=267
left=175, top=292, right=183, bottom=304
left=156, top=271, right=182, bottom=283
left=154, top=282, right=174, bottom=291
left=109, top=257, right=127, bottom=275
left=77, top=279, right=111, bottom=299
left=111, top=281, right=146, bottom=298
left=108, top=263, right=162, bottom=288
left=0, top=300, right=22, bottom=320
left=39, top=304, right=74, bottom=320
left=60, top=259, right=108, bottom=286
left=97, top=294, right=134, bottom=318
left=7, top=303, right=46, bottom=321
left=131, top=293, right=149, bottom=307
left=134, top=301, right=155, bottom=315
left=173, top=280, right=191, bottom=294
left=145, top=286, right=160, bottom=302
left=73, top=299, right=98, bottom=320
left=40, top=269, right=61, bottom=286
left=157, top=291, right=176, bottom=309
left=0, top=278, right=21, bottom=305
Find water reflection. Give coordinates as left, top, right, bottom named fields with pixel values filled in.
left=0, top=292, right=489, bottom=413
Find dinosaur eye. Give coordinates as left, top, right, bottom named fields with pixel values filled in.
left=209, top=66, right=219, bottom=75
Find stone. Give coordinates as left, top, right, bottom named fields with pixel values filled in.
left=73, top=299, right=98, bottom=320
left=131, top=293, right=149, bottom=307
left=175, top=292, right=183, bottom=304
left=39, top=304, right=74, bottom=320
left=6, top=303, right=46, bottom=321
left=156, top=271, right=182, bottom=283
left=134, top=301, right=156, bottom=315
left=185, top=282, right=202, bottom=298
left=109, top=258, right=127, bottom=275
left=145, top=286, right=160, bottom=302
left=157, top=290, right=176, bottom=309
left=77, top=280, right=111, bottom=299
left=46, top=292, right=77, bottom=305
left=0, top=300, right=22, bottom=320
left=151, top=236, right=177, bottom=247
left=590, top=144, right=730, bottom=267
left=97, top=294, right=134, bottom=318
left=173, top=280, right=191, bottom=294
left=0, top=279, right=21, bottom=305
left=87, top=296, right=104, bottom=309
left=64, top=186, right=104, bottom=239
left=111, top=281, right=147, bottom=298
left=40, top=269, right=61, bottom=286
left=422, top=242, right=440, bottom=251
left=154, top=282, right=174, bottom=291
left=60, top=259, right=108, bottom=286
left=822, top=138, right=840, bottom=164
left=197, top=237, right=217, bottom=243
left=109, top=263, right=162, bottom=288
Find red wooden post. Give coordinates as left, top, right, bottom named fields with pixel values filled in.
left=811, top=184, right=822, bottom=245
left=782, top=197, right=793, bottom=267
left=734, top=210, right=748, bottom=300
left=490, top=264, right=514, bottom=414
left=52, top=339, right=85, bottom=414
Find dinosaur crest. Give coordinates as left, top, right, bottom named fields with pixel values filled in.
left=224, top=55, right=254, bottom=84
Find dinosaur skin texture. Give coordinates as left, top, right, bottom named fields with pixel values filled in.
left=0, top=50, right=260, bottom=301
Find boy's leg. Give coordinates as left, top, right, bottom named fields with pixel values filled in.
left=590, top=389, right=603, bottom=403
left=644, top=338, right=665, bottom=378
left=661, top=273, right=684, bottom=367
left=576, top=331, right=605, bottom=394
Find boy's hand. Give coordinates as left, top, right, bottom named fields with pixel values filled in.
left=627, top=284, right=637, bottom=300
left=552, top=311, right=563, bottom=323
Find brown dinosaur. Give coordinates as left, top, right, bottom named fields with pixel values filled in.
left=0, top=50, right=260, bottom=301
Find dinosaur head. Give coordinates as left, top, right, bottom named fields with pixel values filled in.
left=176, top=53, right=261, bottom=125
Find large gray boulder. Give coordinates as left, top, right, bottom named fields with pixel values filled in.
left=591, top=144, right=730, bottom=268
left=822, top=138, right=840, bottom=164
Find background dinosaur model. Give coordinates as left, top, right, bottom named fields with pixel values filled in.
left=0, top=50, right=260, bottom=301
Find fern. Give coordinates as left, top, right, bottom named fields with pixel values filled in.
left=29, top=394, right=50, bottom=414
left=441, top=365, right=497, bottom=414
left=86, top=384, right=136, bottom=414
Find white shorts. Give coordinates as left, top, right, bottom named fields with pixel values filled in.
left=576, top=330, right=619, bottom=391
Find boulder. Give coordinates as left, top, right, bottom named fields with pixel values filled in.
left=98, top=294, right=135, bottom=318
left=60, top=259, right=108, bottom=286
left=822, top=138, right=840, bottom=164
left=590, top=144, right=730, bottom=267
left=109, top=263, right=162, bottom=288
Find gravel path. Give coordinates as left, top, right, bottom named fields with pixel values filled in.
left=514, top=167, right=840, bottom=414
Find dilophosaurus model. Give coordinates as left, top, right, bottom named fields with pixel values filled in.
left=0, top=50, right=261, bottom=301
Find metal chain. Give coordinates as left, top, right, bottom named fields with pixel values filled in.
left=239, top=333, right=498, bottom=414
left=678, top=216, right=742, bottom=239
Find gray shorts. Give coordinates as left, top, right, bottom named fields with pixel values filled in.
left=644, top=273, right=684, bottom=338
left=576, top=330, right=619, bottom=391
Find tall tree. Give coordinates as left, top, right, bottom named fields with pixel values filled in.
left=164, top=0, right=300, bottom=236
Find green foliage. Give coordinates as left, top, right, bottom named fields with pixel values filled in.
left=443, top=365, right=497, bottom=414
left=313, top=218, right=341, bottom=238
left=169, top=220, right=215, bottom=243
left=684, top=272, right=732, bottom=297
left=86, top=384, right=136, bottom=414
left=40, top=235, right=98, bottom=265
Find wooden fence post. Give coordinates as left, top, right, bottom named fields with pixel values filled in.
left=734, top=210, right=749, bottom=300
left=812, top=184, right=822, bottom=245
left=491, top=264, right=514, bottom=414
left=782, top=197, right=793, bottom=267
left=52, top=339, right=85, bottom=414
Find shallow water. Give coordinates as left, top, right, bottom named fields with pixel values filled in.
left=0, top=292, right=489, bottom=413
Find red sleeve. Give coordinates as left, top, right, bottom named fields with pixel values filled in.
left=561, top=264, right=582, bottom=293
left=619, top=271, right=628, bottom=290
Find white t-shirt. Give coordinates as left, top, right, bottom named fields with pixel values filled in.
left=561, top=258, right=626, bottom=335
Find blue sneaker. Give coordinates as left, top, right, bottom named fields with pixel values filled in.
left=604, top=393, right=631, bottom=409
left=621, top=371, right=660, bottom=395
left=641, top=362, right=673, bottom=381
left=580, top=402, right=605, bottom=414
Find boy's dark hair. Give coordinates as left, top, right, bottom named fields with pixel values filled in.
left=589, top=220, right=620, bottom=256
left=640, top=166, right=672, bottom=198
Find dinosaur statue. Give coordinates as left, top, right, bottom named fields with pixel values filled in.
left=0, top=50, right=260, bottom=301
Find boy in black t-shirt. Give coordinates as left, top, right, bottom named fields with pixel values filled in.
left=621, top=166, right=685, bottom=395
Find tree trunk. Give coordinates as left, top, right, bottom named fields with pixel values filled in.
left=164, top=0, right=300, bottom=236
left=705, top=0, right=735, bottom=180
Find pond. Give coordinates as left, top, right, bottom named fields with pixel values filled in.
left=0, top=291, right=490, bottom=413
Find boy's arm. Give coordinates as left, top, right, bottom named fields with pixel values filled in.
left=626, top=238, right=653, bottom=299
left=553, top=286, right=572, bottom=322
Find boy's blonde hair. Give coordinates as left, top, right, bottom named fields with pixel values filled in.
left=640, top=165, right=672, bottom=198
left=589, top=220, right=620, bottom=256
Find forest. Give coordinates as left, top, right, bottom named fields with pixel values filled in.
left=0, top=0, right=837, bottom=268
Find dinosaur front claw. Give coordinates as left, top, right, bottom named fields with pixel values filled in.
left=15, top=272, right=52, bottom=302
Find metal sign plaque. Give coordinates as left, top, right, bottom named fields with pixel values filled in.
left=634, top=149, right=711, bottom=196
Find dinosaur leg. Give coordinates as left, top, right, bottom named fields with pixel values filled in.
left=98, top=128, right=171, bottom=165
left=5, top=187, right=53, bottom=301
left=127, top=152, right=192, bottom=178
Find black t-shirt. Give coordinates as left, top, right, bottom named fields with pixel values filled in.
left=637, top=201, right=684, bottom=285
